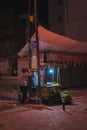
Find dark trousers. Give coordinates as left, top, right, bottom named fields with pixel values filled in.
left=19, top=86, right=27, bottom=103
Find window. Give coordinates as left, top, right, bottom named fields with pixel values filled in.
left=58, top=16, right=62, bottom=22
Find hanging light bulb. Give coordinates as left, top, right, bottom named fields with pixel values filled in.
left=49, top=68, right=54, bottom=74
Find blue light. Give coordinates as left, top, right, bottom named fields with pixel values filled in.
left=49, top=68, right=54, bottom=74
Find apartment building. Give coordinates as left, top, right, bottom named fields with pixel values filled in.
left=48, top=0, right=87, bottom=41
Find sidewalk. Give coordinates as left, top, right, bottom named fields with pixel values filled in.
left=0, top=88, right=87, bottom=130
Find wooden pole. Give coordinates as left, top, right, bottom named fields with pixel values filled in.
left=34, top=0, right=41, bottom=98
left=28, top=0, right=32, bottom=97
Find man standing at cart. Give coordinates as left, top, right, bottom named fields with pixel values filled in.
left=18, top=69, right=30, bottom=103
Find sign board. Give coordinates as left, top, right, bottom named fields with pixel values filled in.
left=29, top=41, right=37, bottom=49
left=31, top=56, right=38, bottom=69
left=46, top=52, right=87, bottom=63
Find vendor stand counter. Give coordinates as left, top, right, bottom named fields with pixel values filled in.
left=36, top=82, right=61, bottom=105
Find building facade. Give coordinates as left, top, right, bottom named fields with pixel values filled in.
left=48, top=0, right=87, bottom=41
left=0, top=8, right=26, bottom=76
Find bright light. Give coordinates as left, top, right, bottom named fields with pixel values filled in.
left=49, top=68, right=54, bottom=74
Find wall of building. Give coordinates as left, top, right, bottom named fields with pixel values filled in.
left=65, top=0, right=87, bottom=41
left=0, top=58, right=11, bottom=76
left=48, top=0, right=65, bottom=35
left=0, top=8, right=26, bottom=50
left=0, top=9, right=26, bottom=76
left=48, top=0, right=87, bottom=41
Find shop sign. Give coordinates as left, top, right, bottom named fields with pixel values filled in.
left=46, top=52, right=87, bottom=62
left=29, top=41, right=37, bottom=49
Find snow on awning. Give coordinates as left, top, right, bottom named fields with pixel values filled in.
left=38, top=26, right=80, bottom=52
left=17, top=25, right=87, bottom=65
left=18, top=26, right=82, bottom=57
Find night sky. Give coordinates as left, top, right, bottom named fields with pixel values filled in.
left=0, top=0, right=28, bottom=14
left=0, top=0, right=48, bottom=25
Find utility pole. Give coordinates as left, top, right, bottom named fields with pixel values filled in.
left=28, top=0, right=32, bottom=97
left=34, top=0, right=41, bottom=98
left=27, top=0, right=41, bottom=98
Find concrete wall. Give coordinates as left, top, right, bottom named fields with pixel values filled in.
left=65, top=0, right=87, bottom=41
left=48, top=0, right=65, bottom=34
left=48, top=0, right=87, bottom=41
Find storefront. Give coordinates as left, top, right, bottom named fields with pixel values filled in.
left=17, top=25, right=87, bottom=94
left=17, top=51, right=87, bottom=89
